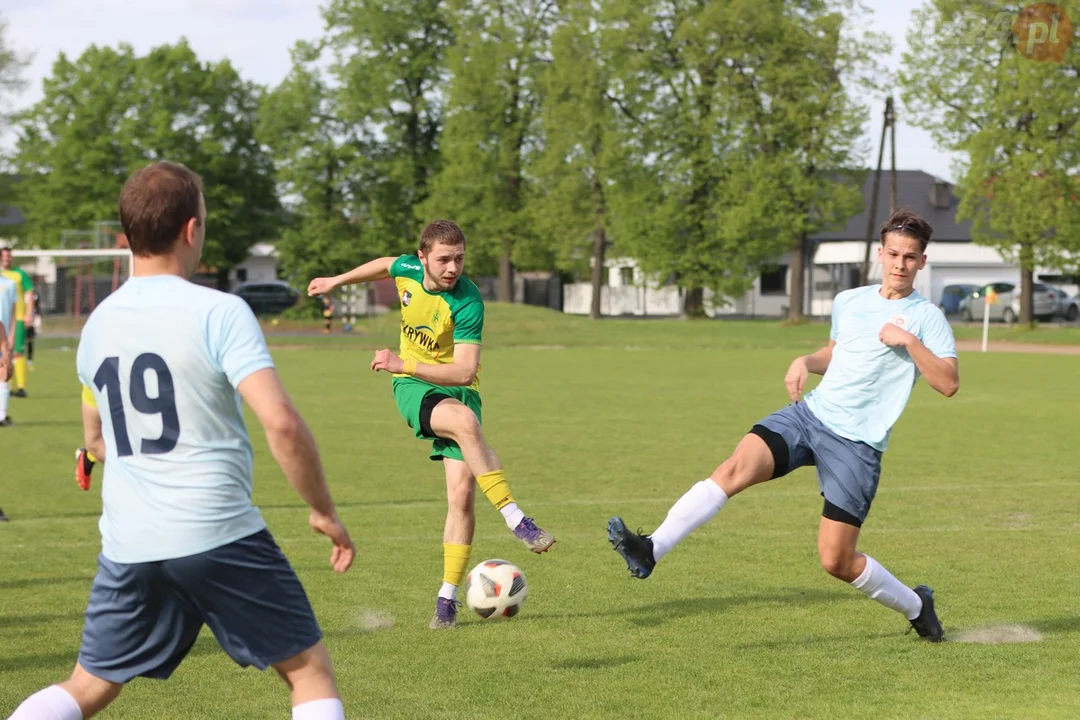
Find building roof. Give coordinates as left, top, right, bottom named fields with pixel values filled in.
left=0, top=205, right=24, bottom=227
left=810, top=170, right=973, bottom=243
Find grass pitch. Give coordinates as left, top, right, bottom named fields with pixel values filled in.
left=2, top=306, right=1079, bottom=718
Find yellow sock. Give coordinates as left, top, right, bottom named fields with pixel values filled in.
left=87, top=450, right=99, bottom=464
left=477, top=470, right=515, bottom=510
left=14, top=357, right=27, bottom=390
left=443, top=543, right=472, bottom=587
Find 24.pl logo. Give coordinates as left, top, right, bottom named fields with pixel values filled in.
left=941, top=2, right=1073, bottom=63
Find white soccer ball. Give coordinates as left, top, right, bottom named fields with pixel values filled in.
left=464, top=559, right=528, bottom=620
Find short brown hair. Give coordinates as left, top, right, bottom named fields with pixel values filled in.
left=879, top=208, right=933, bottom=252
left=419, top=219, right=466, bottom=254
left=119, top=162, right=204, bottom=257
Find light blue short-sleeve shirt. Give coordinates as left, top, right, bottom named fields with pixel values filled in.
left=0, top=275, right=15, bottom=340
left=805, top=285, right=957, bottom=452
left=76, top=275, right=274, bottom=563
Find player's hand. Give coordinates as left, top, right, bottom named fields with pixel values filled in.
left=0, top=358, right=10, bottom=383
left=784, top=357, right=809, bottom=402
left=309, top=510, right=355, bottom=573
left=307, top=277, right=339, bottom=297
left=370, top=349, right=404, bottom=374
left=75, top=448, right=95, bottom=491
left=879, top=322, right=915, bottom=348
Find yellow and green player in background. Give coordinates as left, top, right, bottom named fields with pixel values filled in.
left=0, top=246, right=36, bottom=398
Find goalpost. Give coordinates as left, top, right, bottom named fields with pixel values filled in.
left=11, top=248, right=134, bottom=327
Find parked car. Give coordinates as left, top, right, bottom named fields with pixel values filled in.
left=1050, top=287, right=1079, bottom=321
left=963, top=282, right=1058, bottom=322
left=939, top=283, right=980, bottom=315
left=233, top=280, right=300, bottom=315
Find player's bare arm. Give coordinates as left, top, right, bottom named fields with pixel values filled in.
left=370, top=342, right=481, bottom=387
left=24, top=289, right=35, bottom=328
left=785, top=340, right=835, bottom=402
left=307, top=256, right=397, bottom=296
left=238, top=367, right=356, bottom=573
left=81, top=400, right=107, bottom=466
left=879, top=323, right=959, bottom=397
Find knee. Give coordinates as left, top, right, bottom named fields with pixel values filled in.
left=819, top=550, right=858, bottom=581
left=439, top=407, right=481, bottom=443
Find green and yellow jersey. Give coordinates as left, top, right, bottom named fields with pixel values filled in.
left=0, top=267, right=32, bottom=322
left=389, top=254, right=484, bottom=392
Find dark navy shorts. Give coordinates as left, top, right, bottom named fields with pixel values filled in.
left=78, top=529, right=323, bottom=684
left=752, top=401, right=882, bottom=524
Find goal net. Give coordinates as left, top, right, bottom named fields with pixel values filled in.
left=11, top=248, right=134, bottom=332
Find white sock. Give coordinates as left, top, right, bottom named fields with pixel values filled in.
left=850, top=555, right=923, bottom=620
left=10, top=685, right=83, bottom=720
left=438, top=581, right=457, bottom=601
left=292, top=698, right=345, bottom=720
left=650, top=480, right=729, bottom=561
left=0, top=380, right=9, bottom=421
left=499, top=502, right=525, bottom=530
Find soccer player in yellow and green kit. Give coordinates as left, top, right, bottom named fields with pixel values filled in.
left=0, top=245, right=35, bottom=398
left=307, top=219, right=556, bottom=629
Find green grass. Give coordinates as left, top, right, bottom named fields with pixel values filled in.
left=4, top=307, right=1080, bottom=718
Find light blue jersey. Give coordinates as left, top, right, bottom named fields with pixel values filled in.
left=805, top=285, right=957, bottom=452
left=76, top=275, right=274, bottom=563
left=0, top=274, right=15, bottom=344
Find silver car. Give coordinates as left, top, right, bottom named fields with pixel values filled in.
left=963, top=282, right=1058, bottom=322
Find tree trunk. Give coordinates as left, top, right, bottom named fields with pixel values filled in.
left=498, top=240, right=514, bottom=303
left=684, top=287, right=705, bottom=318
left=1019, top=241, right=1034, bottom=324
left=590, top=232, right=606, bottom=320
left=788, top=231, right=807, bottom=321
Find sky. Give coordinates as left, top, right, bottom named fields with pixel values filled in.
left=0, top=0, right=961, bottom=182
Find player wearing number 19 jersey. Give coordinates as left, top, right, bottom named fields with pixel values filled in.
left=10, top=161, right=354, bottom=720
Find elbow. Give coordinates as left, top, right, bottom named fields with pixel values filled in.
left=459, top=370, right=477, bottom=387
left=940, top=379, right=959, bottom=398
left=264, top=406, right=305, bottom=442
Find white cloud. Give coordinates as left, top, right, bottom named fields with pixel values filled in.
left=0, top=0, right=960, bottom=180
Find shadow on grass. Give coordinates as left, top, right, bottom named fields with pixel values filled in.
left=0, top=576, right=93, bottom=591
left=522, top=588, right=854, bottom=628
left=551, top=655, right=639, bottom=671
left=1029, top=616, right=1080, bottom=636
left=0, top=612, right=84, bottom=629
left=0, top=635, right=221, bottom=674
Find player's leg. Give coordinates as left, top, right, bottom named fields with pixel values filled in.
left=10, top=556, right=203, bottom=718
left=424, top=395, right=555, bottom=553
left=431, top=457, right=476, bottom=629
left=272, top=643, right=346, bottom=719
left=608, top=403, right=814, bottom=579
left=9, top=664, right=121, bottom=720
left=12, top=320, right=27, bottom=396
left=812, top=420, right=944, bottom=642
left=167, top=528, right=345, bottom=717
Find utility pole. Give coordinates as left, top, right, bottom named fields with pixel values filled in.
left=860, top=97, right=895, bottom=286
left=888, top=96, right=897, bottom=213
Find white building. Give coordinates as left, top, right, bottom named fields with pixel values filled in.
left=562, top=170, right=1078, bottom=317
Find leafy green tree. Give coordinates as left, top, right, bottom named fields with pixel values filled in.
left=900, top=0, right=1080, bottom=323
left=425, top=0, right=558, bottom=301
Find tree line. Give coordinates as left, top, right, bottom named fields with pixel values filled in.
left=1, top=1, right=1077, bottom=321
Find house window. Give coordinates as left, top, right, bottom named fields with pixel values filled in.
left=760, top=265, right=787, bottom=295
left=619, top=267, right=635, bottom=286
left=236, top=268, right=248, bottom=282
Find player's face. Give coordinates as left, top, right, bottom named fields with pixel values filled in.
left=0, top=250, right=10, bottom=269
left=419, top=242, right=465, bottom=291
left=878, top=233, right=925, bottom=295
